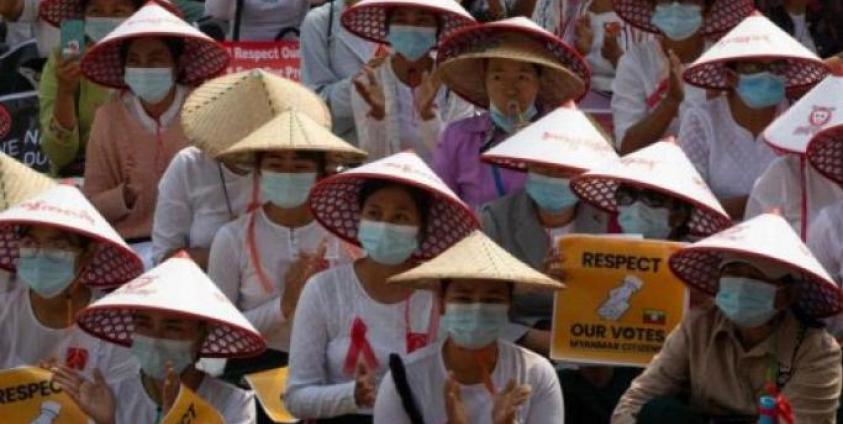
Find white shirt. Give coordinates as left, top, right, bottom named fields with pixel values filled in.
left=285, top=264, right=436, bottom=419
left=19, top=0, right=59, bottom=57
left=352, top=58, right=476, bottom=163
left=373, top=339, right=564, bottom=424
left=0, top=287, right=135, bottom=383
left=207, top=208, right=353, bottom=351
left=152, top=146, right=253, bottom=264
left=808, top=201, right=843, bottom=337
left=111, top=372, right=256, bottom=424
left=204, top=0, right=310, bottom=41
left=790, top=13, right=817, bottom=54
left=746, top=155, right=843, bottom=237
left=611, top=39, right=706, bottom=148
left=678, top=95, right=782, bottom=199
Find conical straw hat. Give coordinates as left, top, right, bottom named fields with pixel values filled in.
left=39, top=0, right=183, bottom=27
left=0, top=185, right=143, bottom=287
left=764, top=72, right=843, bottom=154
left=76, top=256, right=266, bottom=358
left=669, top=213, right=843, bottom=318
left=570, top=139, right=731, bottom=236
left=341, top=0, right=475, bottom=44
left=389, top=230, right=564, bottom=291
left=79, top=2, right=229, bottom=89
left=217, top=110, right=367, bottom=165
left=481, top=101, right=617, bottom=172
left=182, top=70, right=332, bottom=157
left=806, top=124, right=843, bottom=186
left=612, top=0, right=753, bottom=36
left=437, top=17, right=590, bottom=107
left=309, top=151, right=479, bottom=259
left=0, top=153, right=56, bottom=210
left=683, top=12, right=828, bottom=90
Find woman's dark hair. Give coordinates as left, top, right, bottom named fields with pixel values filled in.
left=16, top=225, right=93, bottom=250
left=118, top=37, right=186, bottom=69
left=439, top=278, right=515, bottom=299
left=81, top=0, right=145, bottom=12
left=256, top=151, right=328, bottom=177
left=758, top=0, right=843, bottom=57
left=358, top=179, right=431, bottom=236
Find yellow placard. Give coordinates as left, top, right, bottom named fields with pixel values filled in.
left=160, top=384, right=224, bottom=424
left=551, top=235, right=688, bottom=367
left=0, top=366, right=89, bottom=423
left=244, top=367, right=298, bottom=423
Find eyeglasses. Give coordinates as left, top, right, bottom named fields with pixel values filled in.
left=731, top=61, right=789, bottom=76
left=615, top=187, right=673, bottom=208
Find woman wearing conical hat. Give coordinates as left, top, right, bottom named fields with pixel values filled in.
left=52, top=256, right=266, bottom=423
left=610, top=0, right=753, bottom=154
left=0, top=184, right=143, bottom=383
left=374, top=231, right=564, bottom=423
left=152, top=70, right=332, bottom=269
left=343, top=0, right=476, bottom=163
left=745, top=69, right=843, bottom=239
left=678, top=12, right=829, bottom=219
left=432, top=17, right=590, bottom=210
left=79, top=2, right=229, bottom=267
left=286, top=152, right=478, bottom=422
left=207, top=111, right=366, bottom=378
left=614, top=213, right=843, bottom=423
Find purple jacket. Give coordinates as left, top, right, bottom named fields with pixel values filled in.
left=433, top=113, right=527, bottom=210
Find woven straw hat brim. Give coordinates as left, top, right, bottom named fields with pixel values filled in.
left=341, top=0, right=476, bottom=44
left=79, top=4, right=229, bottom=89
left=436, top=20, right=590, bottom=107
left=218, top=111, right=367, bottom=164
left=388, top=231, right=564, bottom=291
left=570, top=175, right=732, bottom=237
left=39, top=0, right=182, bottom=27
left=669, top=246, right=843, bottom=318
left=807, top=125, right=843, bottom=186
left=0, top=153, right=56, bottom=210
left=612, top=0, right=754, bottom=36
left=182, top=70, right=332, bottom=157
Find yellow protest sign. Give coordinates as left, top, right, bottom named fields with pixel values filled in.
left=551, top=235, right=688, bottom=366
left=0, top=366, right=89, bottom=423
left=160, top=384, right=224, bottom=424
left=244, top=367, right=298, bottom=423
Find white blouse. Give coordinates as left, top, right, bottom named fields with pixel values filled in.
left=373, top=340, right=564, bottom=424
left=204, top=0, right=310, bottom=41
left=746, top=155, right=843, bottom=237
left=207, top=208, right=353, bottom=351
left=285, top=264, right=437, bottom=419
left=678, top=95, right=782, bottom=199
left=610, top=39, right=707, bottom=148
left=0, top=287, right=135, bottom=383
left=351, top=58, right=475, bottom=163
left=152, top=146, right=253, bottom=264
left=808, top=201, right=843, bottom=282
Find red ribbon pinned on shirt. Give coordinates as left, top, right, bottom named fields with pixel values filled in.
left=646, top=79, right=669, bottom=109
left=776, top=393, right=794, bottom=424
left=343, top=318, right=379, bottom=375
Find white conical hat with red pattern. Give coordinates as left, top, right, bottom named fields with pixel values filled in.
left=612, top=0, right=753, bottom=36
left=341, top=0, right=476, bottom=44
left=764, top=72, right=843, bottom=154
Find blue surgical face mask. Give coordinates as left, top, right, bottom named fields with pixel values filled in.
left=490, top=102, right=538, bottom=134
left=650, top=2, right=703, bottom=41
left=525, top=172, right=578, bottom=213
left=84, top=17, right=124, bottom=42
left=618, top=201, right=672, bottom=239
left=357, top=219, right=419, bottom=265
left=387, top=25, right=437, bottom=62
left=260, top=171, right=316, bottom=209
left=18, top=248, right=78, bottom=299
left=440, top=303, right=509, bottom=349
left=131, top=334, right=195, bottom=380
left=715, top=277, right=780, bottom=328
left=735, top=72, right=786, bottom=109
left=124, top=67, right=174, bottom=105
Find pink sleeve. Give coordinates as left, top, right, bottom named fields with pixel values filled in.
left=82, top=107, right=130, bottom=222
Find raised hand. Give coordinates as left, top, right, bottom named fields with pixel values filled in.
left=51, top=366, right=116, bottom=424
left=574, top=15, right=594, bottom=56
left=666, top=49, right=685, bottom=105
left=444, top=372, right=468, bottom=424
left=491, top=379, right=531, bottom=424
left=353, top=362, right=376, bottom=408
left=353, top=66, right=386, bottom=120
left=281, top=240, right=328, bottom=319
left=414, top=70, right=442, bottom=121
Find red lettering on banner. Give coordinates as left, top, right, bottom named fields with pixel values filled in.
left=222, top=41, right=301, bottom=81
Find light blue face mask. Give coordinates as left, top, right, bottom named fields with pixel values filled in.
left=130, top=334, right=195, bottom=380
left=386, top=25, right=437, bottom=62
left=618, top=201, right=672, bottom=239
left=490, top=102, right=538, bottom=134
left=357, top=219, right=419, bottom=265
left=124, top=67, right=174, bottom=105
left=735, top=72, right=786, bottom=109
left=650, top=2, right=703, bottom=41
left=260, top=171, right=316, bottom=209
left=525, top=172, right=578, bottom=213
left=84, top=17, right=124, bottom=42
left=440, top=303, right=509, bottom=349
left=18, top=248, right=78, bottom=299
left=715, top=277, right=780, bottom=328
